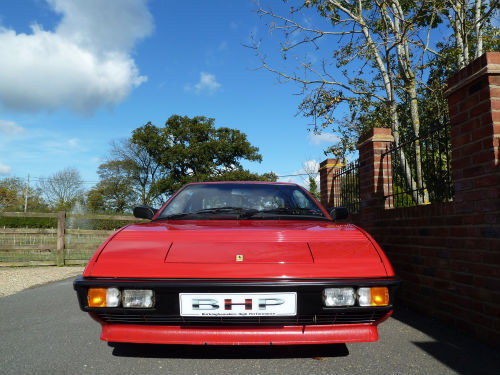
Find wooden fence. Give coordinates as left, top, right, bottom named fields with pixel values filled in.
left=0, top=212, right=147, bottom=267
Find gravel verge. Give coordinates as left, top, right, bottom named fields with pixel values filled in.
left=0, top=266, right=84, bottom=298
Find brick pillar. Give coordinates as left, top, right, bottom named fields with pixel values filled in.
left=444, top=52, right=500, bottom=345
left=445, top=52, right=500, bottom=214
left=357, top=128, right=394, bottom=220
left=319, top=159, right=343, bottom=209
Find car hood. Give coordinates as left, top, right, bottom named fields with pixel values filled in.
left=87, top=220, right=390, bottom=279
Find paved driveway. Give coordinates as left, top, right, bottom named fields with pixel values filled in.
left=1, top=277, right=499, bottom=375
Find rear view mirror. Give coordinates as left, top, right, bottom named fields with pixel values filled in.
left=133, top=206, right=158, bottom=220
left=329, top=206, right=349, bottom=221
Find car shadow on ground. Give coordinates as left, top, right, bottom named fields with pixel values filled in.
left=109, top=342, right=349, bottom=359
left=391, top=306, right=500, bottom=375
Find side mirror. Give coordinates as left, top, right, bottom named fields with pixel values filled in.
left=133, top=206, right=158, bottom=220
left=329, top=206, right=349, bottom=221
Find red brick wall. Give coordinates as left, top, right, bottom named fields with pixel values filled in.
left=319, top=159, right=343, bottom=209
left=354, top=203, right=500, bottom=345
left=321, top=53, right=500, bottom=345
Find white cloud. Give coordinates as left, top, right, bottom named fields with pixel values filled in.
left=49, top=0, right=153, bottom=54
left=308, top=132, right=339, bottom=145
left=41, top=137, right=85, bottom=154
left=302, top=160, right=320, bottom=174
left=186, top=72, right=221, bottom=95
left=0, top=0, right=153, bottom=114
left=0, top=162, right=11, bottom=175
left=0, top=120, right=25, bottom=135
left=278, top=159, right=320, bottom=189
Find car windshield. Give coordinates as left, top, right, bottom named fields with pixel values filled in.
left=156, top=183, right=328, bottom=221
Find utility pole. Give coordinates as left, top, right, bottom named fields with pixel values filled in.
left=24, top=174, right=29, bottom=212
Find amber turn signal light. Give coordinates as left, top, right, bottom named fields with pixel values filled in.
left=370, top=287, right=389, bottom=306
left=358, top=287, right=389, bottom=306
left=88, top=288, right=107, bottom=307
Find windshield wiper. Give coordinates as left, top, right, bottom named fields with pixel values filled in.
left=244, top=207, right=325, bottom=218
left=194, top=207, right=251, bottom=214
left=156, top=212, right=195, bottom=220
left=158, top=207, right=259, bottom=220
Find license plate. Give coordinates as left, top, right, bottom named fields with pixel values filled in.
left=179, top=292, right=297, bottom=317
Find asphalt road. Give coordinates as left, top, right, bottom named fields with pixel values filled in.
left=1, top=278, right=499, bottom=375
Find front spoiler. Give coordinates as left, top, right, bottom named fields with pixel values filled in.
left=99, top=321, right=387, bottom=345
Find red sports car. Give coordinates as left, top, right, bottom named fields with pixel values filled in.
left=74, top=181, right=399, bottom=345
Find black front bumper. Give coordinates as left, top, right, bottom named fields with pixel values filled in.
left=74, top=276, right=400, bottom=326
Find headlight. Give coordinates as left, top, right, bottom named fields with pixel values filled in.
left=322, top=288, right=355, bottom=306
left=122, top=289, right=155, bottom=308
left=358, top=287, right=389, bottom=306
left=87, top=287, right=120, bottom=307
left=106, top=288, right=121, bottom=307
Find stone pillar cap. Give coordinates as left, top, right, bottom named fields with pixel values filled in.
left=319, top=159, right=344, bottom=171
left=445, top=52, right=500, bottom=97
left=357, top=128, right=394, bottom=149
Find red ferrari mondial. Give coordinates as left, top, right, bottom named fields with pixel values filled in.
left=74, top=181, right=400, bottom=345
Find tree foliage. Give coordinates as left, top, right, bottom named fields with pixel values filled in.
left=253, top=0, right=500, bottom=205
left=91, top=115, right=274, bottom=210
left=0, top=177, right=24, bottom=212
left=86, top=160, right=138, bottom=213
left=0, top=177, right=46, bottom=212
left=131, top=115, right=267, bottom=198
left=308, top=176, right=320, bottom=200
left=38, top=167, right=85, bottom=211
left=206, top=169, right=277, bottom=182
left=420, top=21, right=500, bottom=128
left=107, top=139, right=162, bottom=206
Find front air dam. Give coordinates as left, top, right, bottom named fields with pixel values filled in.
left=99, top=320, right=390, bottom=345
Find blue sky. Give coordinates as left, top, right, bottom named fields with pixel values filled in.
left=0, top=0, right=338, bottom=189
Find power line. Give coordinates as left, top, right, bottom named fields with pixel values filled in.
left=276, top=172, right=319, bottom=178
left=9, top=172, right=319, bottom=185
left=29, top=177, right=100, bottom=184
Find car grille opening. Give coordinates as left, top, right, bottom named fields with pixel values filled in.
left=95, top=310, right=387, bottom=326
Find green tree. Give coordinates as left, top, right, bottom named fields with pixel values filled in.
left=254, top=0, right=500, bottom=205
left=38, top=168, right=85, bottom=211
left=0, top=177, right=23, bottom=211
left=131, top=115, right=269, bottom=198
left=0, top=177, right=46, bottom=212
left=107, top=139, right=162, bottom=206
left=308, top=176, right=320, bottom=201
left=208, top=169, right=277, bottom=182
left=420, top=24, right=500, bottom=127
left=86, top=160, right=138, bottom=213
left=86, top=187, right=106, bottom=213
